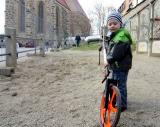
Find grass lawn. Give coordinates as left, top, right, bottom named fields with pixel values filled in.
left=71, top=41, right=136, bottom=52
left=71, top=41, right=101, bottom=51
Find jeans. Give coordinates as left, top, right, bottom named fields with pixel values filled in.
left=109, top=70, right=129, bottom=108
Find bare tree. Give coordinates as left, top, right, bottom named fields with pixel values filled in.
left=89, top=2, right=115, bottom=34
left=87, top=11, right=95, bottom=34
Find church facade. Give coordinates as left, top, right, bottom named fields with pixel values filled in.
left=5, top=0, right=91, bottom=47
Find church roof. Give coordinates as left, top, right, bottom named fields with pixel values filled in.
left=56, top=0, right=88, bottom=18
left=56, top=0, right=70, bottom=10
left=65, top=0, right=87, bottom=17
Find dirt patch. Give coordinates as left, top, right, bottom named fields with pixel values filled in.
left=0, top=50, right=160, bottom=127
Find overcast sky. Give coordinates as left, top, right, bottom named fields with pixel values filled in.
left=78, top=0, right=124, bottom=34
left=78, top=0, right=124, bottom=15
left=0, top=0, right=124, bottom=34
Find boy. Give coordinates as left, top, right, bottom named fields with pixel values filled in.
left=104, top=11, right=133, bottom=112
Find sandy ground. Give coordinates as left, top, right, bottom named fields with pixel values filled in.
left=0, top=50, right=160, bottom=127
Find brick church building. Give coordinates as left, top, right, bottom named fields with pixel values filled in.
left=5, top=0, right=91, bottom=47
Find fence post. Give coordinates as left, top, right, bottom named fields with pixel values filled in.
left=5, top=28, right=17, bottom=67
left=136, top=13, right=140, bottom=54
left=34, top=39, right=37, bottom=55
left=148, top=2, right=154, bottom=56
left=40, top=38, right=45, bottom=56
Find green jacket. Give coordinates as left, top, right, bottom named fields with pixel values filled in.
left=112, top=28, right=133, bottom=44
left=106, top=28, right=133, bottom=71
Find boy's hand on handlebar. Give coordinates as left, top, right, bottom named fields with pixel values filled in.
left=104, top=62, right=109, bottom=68
left=98, top=46, right=102, bottom=51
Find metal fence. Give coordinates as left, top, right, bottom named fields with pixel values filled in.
left=0, top=28, right=45, bottom=68
left=0, top=44, right=40, bottom=68
left=0, top=34, right=11, bottom=67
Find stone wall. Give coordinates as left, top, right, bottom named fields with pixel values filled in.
left=5, top=0, right=17, bottom=29
left=5, top=0, right=71, bottom=48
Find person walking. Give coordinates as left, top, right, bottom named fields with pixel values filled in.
left=75, top=34, right=81, bottom=47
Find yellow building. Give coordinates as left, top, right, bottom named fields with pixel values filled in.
left=118, top=0, right=144, bottom=15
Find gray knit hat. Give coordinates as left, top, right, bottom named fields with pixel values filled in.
left=107, top=11, right=123, bottom=26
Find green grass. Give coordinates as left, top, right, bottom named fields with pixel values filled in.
left=71, top=41, right=136, bottom=52
left=71, top=41, right=100, bottom=51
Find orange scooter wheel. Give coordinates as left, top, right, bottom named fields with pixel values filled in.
left=100, top=85, right=121, bottom=127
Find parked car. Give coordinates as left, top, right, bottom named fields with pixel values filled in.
left=85, top=35, right=102, bottom=44
left=65, top=37, right=76, bottom=46
left=25, top=41, right=34, bottom=48
left=65, top=36, right=86, bottom=47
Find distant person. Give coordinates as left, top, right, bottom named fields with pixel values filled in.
left=16, top=42, right=19, bottom=58
left=45, top=41, right=49, bottom=51
left=64, top=38, right=67, bottom=47
left=75, top=34, right=81, bottom=47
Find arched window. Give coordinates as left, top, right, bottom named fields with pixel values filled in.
left=56, top=7, right=60, bottom=35
left=19, top=0, right=25, bottom=32
left=38, top=1, right=44, bottom=33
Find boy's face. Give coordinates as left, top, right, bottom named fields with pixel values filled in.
left=107, top=19, right=121, bottom=32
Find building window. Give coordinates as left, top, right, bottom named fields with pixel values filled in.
left=19, top=0, right=25, bottom=32
left=38, top=1, right=44, bottom=33
left=56, top=6, right=59, bottom=34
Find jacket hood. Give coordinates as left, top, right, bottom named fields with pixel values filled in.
left=111, top=28, right=133, bottom=44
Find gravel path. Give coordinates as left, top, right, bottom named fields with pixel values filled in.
left=0, top=50, right=160, bottom=127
